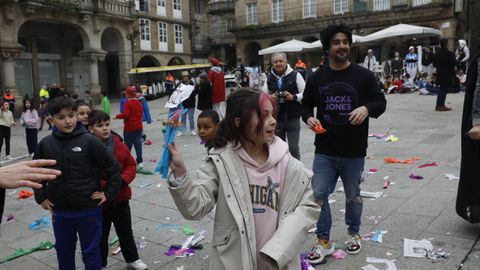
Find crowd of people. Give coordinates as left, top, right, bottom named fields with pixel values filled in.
left=0, top=22, right=478, bottom=270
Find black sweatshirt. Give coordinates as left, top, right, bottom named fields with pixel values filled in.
left=302, top=64, right=387, bottom=158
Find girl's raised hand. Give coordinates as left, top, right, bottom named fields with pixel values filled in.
left=167, top=143, right=187, bottom=178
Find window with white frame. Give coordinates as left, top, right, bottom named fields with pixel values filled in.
left=246, top=3, right=257, bottom=25
left=173, top=0, right=182, bottom=19
left=272, top=0, right=284, bottom=23
left=412, top=0, right=432, bottom=6
left=373, top=0, right=390, bottom=11
left=139, top=19, right=151, bottom=50
left=139, top=0, right=149, bottom=12
left=174, top=24, right=183, bottom=52
left=303, top=0, right=316, bottom=18
left=333, top=0, right=348, bottom=14
left=158, top=22, right=168, bottom=51
left=157, top=0, right=166, bottom=16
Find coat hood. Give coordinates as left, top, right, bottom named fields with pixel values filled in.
left=210, top=57, right=220, bottom=66
left=459, top=39, right=466, bottom=49
left=271, top=64, right=294, bottom=79
left=235, top=136, right=290, bottom=173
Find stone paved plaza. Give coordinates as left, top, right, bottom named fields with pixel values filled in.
left=1, top=91, right=479, bottom=270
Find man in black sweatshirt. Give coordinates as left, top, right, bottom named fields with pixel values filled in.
left=302, top=24, right=386, bottom=265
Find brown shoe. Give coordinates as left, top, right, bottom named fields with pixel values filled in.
left=435, top=106, right=452, bottom=111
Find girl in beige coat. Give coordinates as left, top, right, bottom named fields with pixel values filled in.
left=167, top=88, right=320, bottom=270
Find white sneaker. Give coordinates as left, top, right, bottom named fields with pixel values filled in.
left=138, top=162, right=144, bottom=169
left=176, top=131, right=184, bottom=137
left=127, top=259, right=148, bottom=270
left=191, top=130, right=197, bottom=136
left=6, top=155, right=13, bottom=160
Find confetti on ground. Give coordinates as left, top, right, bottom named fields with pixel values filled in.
left=139, top=183, right=152, bottom=188
left=28, top=216, right=50, bottom=230
left=6, top=214, right=14, bottom=222
left=332, top=249, right=347, bottom=259
left=182, top=224, right=194, bottom=235
left=418, top=162, right=438, bottom=168
left=384, top=157, right=420, bottom=164
left=444, top=174, right=459, bottom=180
left=409, top=174, right=423, bottom=180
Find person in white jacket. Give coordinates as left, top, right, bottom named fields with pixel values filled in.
left=456, top=39, right=470, bottom=72
left=167, top=88, right=320, bottom=270
left=363, top=49, right=377, bottom=72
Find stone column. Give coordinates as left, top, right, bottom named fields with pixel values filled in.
left=0, top=49, right=22, bottom=115
left=81, top=51, right=106, bottom=104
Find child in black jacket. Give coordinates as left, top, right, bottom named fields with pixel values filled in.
left=34, top=96, right=122, bottom=270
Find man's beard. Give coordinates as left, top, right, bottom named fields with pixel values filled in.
left=333, top=52, right=349, bottom=63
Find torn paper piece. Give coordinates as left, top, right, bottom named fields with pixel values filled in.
left=366, top=257, right=397, bottom=270
left=362, top=264, right=380, bottom=270
left=444, top=174, right=459, bottom=180
left=138, top=183, right=152, bottom=188
left=332, top=249, right=347, bottom=259
left=403, top=238, right=433, bottom=258
left=385, top=135, right=399, bottom=142
left=369, top=133, right=387, bottom=139
left=371, top=231, right=383, bottom=243
left=383, top=181, right=390, bottom=189
left=368, top=168, right=378, bottom=173
left=337, top=187, right=384, bottom=198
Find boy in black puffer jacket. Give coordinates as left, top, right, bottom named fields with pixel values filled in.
left=34, top=96, right=121, bottom=270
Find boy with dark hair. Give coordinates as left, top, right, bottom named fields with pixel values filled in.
left=88, top=110, right=147, bottom=270
left=34, top=96, right=122, bottom=270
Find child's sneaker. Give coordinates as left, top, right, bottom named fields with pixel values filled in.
left=191, top=130, right=197, bottom=136
left=345, top=234, right=362, bottom=254
left=127, top=259, right=148, bottom=270
left=306, top=239, right=334, bottom=265
left=138, top=162, right=144, bottom=169
left=6, top=155, right=13, bottom=160
left=176, top=131, right=184, bottom=137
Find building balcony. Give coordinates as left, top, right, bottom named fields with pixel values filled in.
left=18, top=0, right=133, bottom=17
left=206, top=0, right=235, bottom=15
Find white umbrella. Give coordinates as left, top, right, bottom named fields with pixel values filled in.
left=360, top=23, right=442, bottom=43
left=302, top=34, right=365, bottom=50
left=258, top=39, right=311, bottom=55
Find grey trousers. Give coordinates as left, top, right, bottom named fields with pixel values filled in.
left=276, top=117, right=301, bottom=160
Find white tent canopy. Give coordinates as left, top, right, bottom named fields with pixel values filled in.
left=302, top=34, right=365, bottom=51
left=258, top=39, right=311, bottom=55
left=360, top=23, right=442, bottom=43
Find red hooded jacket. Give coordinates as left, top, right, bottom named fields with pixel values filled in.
left=101, top=135, right=136, bottom=202
left=208, top=58, right=226, bottom=104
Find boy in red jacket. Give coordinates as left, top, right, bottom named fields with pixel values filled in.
left=88, top=110, right=147, bottom=270
left=115, top=86, right=144, bottom=168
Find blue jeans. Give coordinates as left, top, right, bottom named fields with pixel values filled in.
left=53, top=207, right=103, bottom=270
left=312, top=154, right=364, bottom=241
left=124, top=130, right=143, bottom=164
left=181, top=108, right=195, bottom=131
left=428, top=87, right=447, bottom=107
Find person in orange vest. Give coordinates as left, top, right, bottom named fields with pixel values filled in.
left=165, top=72, right=175, bottom=96
left=294, top=58, right=307, bottom=79
left=2, top=89, right=15, bottom=113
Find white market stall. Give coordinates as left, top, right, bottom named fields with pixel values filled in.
left=258, top=39, right=311, bottom=55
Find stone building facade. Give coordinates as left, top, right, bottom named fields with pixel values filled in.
left=190, top=0, right=236, bottom=67
left=0, top=0, right=192, bottom=109
left=232, top=0, right=469, bottom=68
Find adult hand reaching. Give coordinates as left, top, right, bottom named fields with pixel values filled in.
left=0, top=159, right=61, bottom=189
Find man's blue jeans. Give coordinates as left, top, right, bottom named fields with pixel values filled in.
left=312, top=154, right=364, bottom=241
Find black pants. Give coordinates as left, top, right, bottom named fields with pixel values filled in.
left=25, top=128, right=38, bottom=154
left=100, top=201, right=138, bottom=267
left=0, top=126, right=11, bottom=156
left=0, top=188, right=5, bottom=224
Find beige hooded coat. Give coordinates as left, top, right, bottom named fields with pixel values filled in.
left=168, top=142, right=320, bottom=270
